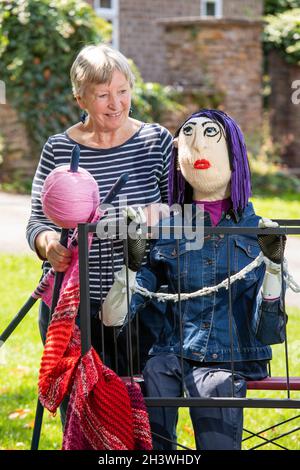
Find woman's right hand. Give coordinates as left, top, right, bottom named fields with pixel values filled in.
left=35, top=231, right=72, bottom=272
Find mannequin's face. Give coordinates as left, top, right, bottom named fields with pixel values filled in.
left=176, top=116, right=231, bottom=201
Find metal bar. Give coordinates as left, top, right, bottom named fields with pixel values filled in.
left=78, top=223, right=91, bottom=356
left=226, top=236, right=235, bottom=397
left=110, top=238, right=118, bottom=373
left=89, top=223, right=300, bottom=236
left=31, top=227, right=69, bottom=450
left=250, top=426, right=300, bottom=450
left=30, top=400, right=44, bottom=451
left=0, top=296, right=37, bottom=344
left=243, top=428, right=288, bottom=450
left=281, top=235, right=290, bottom=399
left=243, top=414, right=300, bottom=442
left=113, top=330, right=118, bottom=373
left=49, top=233, right=69, bottom=311
left=151, top=431, right=193, bottom=451
left=144, top=397, right=300, bottom=408
left=176, top=239, right=185, bottom=397
left=202, top=227, right=294, bottom=235
left=273, top=219, right=300, bottom=225
left=98, top=238, right=106, bottom=365
left=135, top=311, right=141, bottom=375
left=124, top=237, right=134, bottom=380
left=88, top=221, right=300, bottom=414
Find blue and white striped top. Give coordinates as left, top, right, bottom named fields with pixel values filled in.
left=26, top=123, right=173, bottom=301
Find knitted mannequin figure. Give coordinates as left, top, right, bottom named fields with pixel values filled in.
left=104, top=109, right=286, bottom=450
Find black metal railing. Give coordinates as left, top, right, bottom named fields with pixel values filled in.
left=77, top=219, right=300, bottom=450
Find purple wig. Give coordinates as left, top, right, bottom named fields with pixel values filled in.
left=168, top=109, right=252, bottom=212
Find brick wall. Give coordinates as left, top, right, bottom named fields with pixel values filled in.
left=221, top=0, right=262, bottom=18
left=119, top=0, right=198, bottom=84
left=119, top=0, right=262, bottom=83
left=85, top=1, right=263, bottom=85
left=0, top=102, right=32, bottom=181
left=268, top=51, right=300, bottom=170
left=160, top=18, right=263, bottom=140
left=0, top=0, right=264, bottom=181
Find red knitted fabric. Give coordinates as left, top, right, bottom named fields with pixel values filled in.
left=62, top=348, right=135, bottom=450
left=126, top=381, right=153, bottom=451
left=37, top=235, right=152, bottom=450
left=38, top=247, right=82, bottom=411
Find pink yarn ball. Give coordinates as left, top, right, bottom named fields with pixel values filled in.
left=41, top=165, right=100, bottom=228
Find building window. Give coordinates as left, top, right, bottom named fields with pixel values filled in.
left=94, top=0, right=119, bottom=48
left=200, top=0, right=223, bottom=18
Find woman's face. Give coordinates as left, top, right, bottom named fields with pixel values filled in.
left=177, top=116, right=231, bottom=199
left=78, top=69, right=132, bottom=132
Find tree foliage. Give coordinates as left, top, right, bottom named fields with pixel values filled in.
left=0, top=0, right=180, bottom=159
left=0, top=0, right=111, bottom=152
left=130, top=61, right=182, bottom=123
left=264, top=8, right=300, bottom=65
left=264, top=0, right=299, bottom=15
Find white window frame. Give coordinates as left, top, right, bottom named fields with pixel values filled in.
left=0, top=80, right=6, bottom=104
left=94, top=0, right=119, bottom=49
left=200, top=0, right=223, bottom=18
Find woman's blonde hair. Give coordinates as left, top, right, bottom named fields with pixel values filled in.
left=70, top=44, right=135, bottom=97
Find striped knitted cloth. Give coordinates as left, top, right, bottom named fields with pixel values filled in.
left=62, top=349, right=152, bottom=450
left=37, top=220, right=152, bottom=450
left=62, top=348, right=135, bottom=450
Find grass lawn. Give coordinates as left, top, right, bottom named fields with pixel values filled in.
left=251, top=194, right=300, bottom=220
left=1, top=242, right=299, bottom=450
left=177, top=192, right=300, bottom=449
left=0, top=255, right=62, bottom=450
left=177, top=307, right=300, bottom=450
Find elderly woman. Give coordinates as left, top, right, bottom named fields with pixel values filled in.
left=26, top=44, right=172, bottom=405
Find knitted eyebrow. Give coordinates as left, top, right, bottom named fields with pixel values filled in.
left=181, top=121, right=197, bottom=145
left=183, top=121, right=197, bottom=127
left=202, top=120, right=224, bottom=143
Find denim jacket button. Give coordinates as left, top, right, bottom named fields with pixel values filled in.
left=212, top=353, right=218, bottom=359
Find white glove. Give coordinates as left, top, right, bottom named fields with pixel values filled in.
left=123, top=205, right=147, bottom=226
left=258, top=217, right=279, bottom=230
left=259, top=218, right=283, bottom=300
left=101, top=265, right=136, bottom=326
left=101, top=206, right=146, bottom=327
left=262, top=258, right=282, bottom=300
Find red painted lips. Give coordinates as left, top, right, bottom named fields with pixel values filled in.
left=193, top=159, right=211, bottom=170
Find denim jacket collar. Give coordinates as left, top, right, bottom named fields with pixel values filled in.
left=191, top=201, right=255, bottom=226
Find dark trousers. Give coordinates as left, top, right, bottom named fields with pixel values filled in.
left=143, top=354, right=248, bottom=450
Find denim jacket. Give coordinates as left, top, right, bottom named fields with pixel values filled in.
left=131, top=203, right=283, bottom=363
